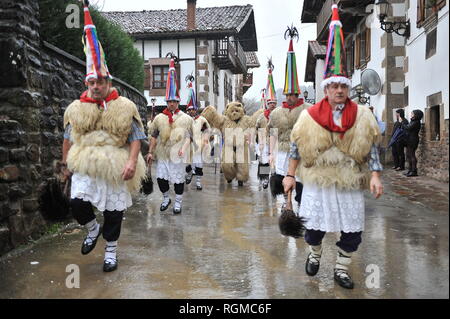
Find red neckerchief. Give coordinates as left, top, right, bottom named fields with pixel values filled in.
left=282, top=98, right=304, bottom=111
left=307, top=97, right=358, bottom=139
left=194, top=115, right=200, bottom=120
left=79, top=89, right=119, bottom=108
left=163, top=108, right=180, bottom=124
left=264, top=108, right=272, bottom=120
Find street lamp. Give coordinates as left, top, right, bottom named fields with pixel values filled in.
left=376, top=0, right=410, bottom=38
left=303, top=90, right=315, bottom=104
left=355, top=85, right=370, bottom=105
left=150, top=97, right=157, bottom=121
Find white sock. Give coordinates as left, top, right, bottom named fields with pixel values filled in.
left=85, top=219, right=99, bottom=244
left=105, top=241, right=117, bottom=262
left=196, top=176, right=201, bottom=185
left=174, top=195, right=183, bottom=209
left=162, top=192, right=170, bottom=204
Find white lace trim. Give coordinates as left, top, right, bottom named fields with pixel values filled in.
left=156, top=159, right=186, bottom=184
left=71, top=173, right=132, bottom=212
left=299, top=183, right=365, bottom=233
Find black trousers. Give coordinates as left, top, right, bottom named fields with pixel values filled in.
left=305, top=228, right=362, bottom=253
left=71, top=198, right=124, bottom=242
left=186, top=165, right=203, bottom=176
left=157, top=178, right=184, bottom=195
left=406, top=145, right=418, bottom=172
left=392, top=142, right=406, bottom=169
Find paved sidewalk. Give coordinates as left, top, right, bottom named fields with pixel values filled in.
left=382, top=169, right=449, bottom=214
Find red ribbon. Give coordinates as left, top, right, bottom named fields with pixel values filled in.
left=163, top=108, right=180, bottom=124
left=79, top=89, right=119, bottom=108
left=281, top=98, right=304, bottom=111
left=264, top=108, right=272, bottom=120
left=307, top=97, right=358, bottom=139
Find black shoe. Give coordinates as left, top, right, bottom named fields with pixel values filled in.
left=395, top=167, right=405, bottom=171
left=406, top=171, right=418, bottom=177
left=196, top=185, right=202, bottom=190
left=81, top=225, right=102, bottom=255
left=160, top=198, right=171, bottom=211
left=262, top=180, right=269, bottom=189
left=238, top=181, right=244, bottom=186
left=403, top=170, right=411, bottom=176
left=334, top=269, right=354, bottom=289
left=227, top=180, right=233, bottom=184
left=103, top=258, right=118, bottom=272
left=392, top=166, right=399, bottom=170
left=186, top=174, right=193, bottom=185
left=305, top=253, right=320, bottom=276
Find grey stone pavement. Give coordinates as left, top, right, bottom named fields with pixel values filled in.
left=0, top=163, right=448, bottom=299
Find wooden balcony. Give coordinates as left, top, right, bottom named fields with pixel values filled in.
left=316, top=0, right=375, bottom=43
left=212, top=37, right=247, bottom=74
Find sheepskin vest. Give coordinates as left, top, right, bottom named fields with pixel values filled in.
left=268, top=102, right=311, bottom=152
left=150, top=110, right=193, bottom=161
left=290, top=105, right=381, bottom=190
left=63, top=95, right=146, bottom=193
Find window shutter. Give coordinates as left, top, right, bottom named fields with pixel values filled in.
left=417, top=0, right=425, bottom=26
left=365, top=27, right=371, bottom=63
left=144, top=63, right=151, bottom=90
left=355, top=34, right=361, bottom=69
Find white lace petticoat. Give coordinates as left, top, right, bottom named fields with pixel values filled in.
left=299, top=183, right=365, bottom=233
left=155, top=159, right=186, bottom=184
left=70, top=173, right=132, bottom=212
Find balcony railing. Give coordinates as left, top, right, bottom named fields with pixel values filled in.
left=212, top=37, right=247, bottom=74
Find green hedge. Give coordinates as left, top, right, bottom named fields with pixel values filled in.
left=39, top=0, right=144, bottom=91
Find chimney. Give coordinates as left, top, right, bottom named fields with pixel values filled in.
left=187, top=0, right=196, bottom=31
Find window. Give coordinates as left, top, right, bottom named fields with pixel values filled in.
left=346, top=40, right=355, bottom=76
left=355, top=27, right=371, bottom=69
left=152, top=65, right=169, bottom=89
left=404, top=86, right=409, bottom=107
left=426, top=28, right=437, bottom=59
left=430, top=105, right=441, bottom=141
left=228, top=79, right=233, bottom=101
left=213, top=70, right=219, bottom=95
left=418, top=0, right=446, bottom=27
left=224, top=74, right=228, bottom=101
left=152, top=65, right=180, bottom=89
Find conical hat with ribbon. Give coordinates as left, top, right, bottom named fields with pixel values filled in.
left=266, top=59, right=277, bottom=103
left=165, top=55, right=180, bottom=102
left=186, top=75, right=197, bottom=110
left=283, top=26, right=301, bottom=95
left=82, top=0, right=112, bottom=81
left=321, top=4, right=351, bottom=89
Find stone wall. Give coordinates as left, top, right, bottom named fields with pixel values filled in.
left=0, top=0, right=147, bottom=256
left=417, top=120, right=449, bottom=182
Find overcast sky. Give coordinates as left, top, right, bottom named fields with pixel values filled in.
left=98, top=0, right=316, bottom=100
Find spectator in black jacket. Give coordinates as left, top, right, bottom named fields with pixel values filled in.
left=391, top=109, right=409, bottom=170
left=402, top=109, right=423, bottom=177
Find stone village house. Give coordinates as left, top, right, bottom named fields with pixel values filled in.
left=102, top=0, right=260, bottom=116
left=302, top=0, right=448, bottom=182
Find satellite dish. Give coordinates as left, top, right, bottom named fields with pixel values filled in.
left=361, top=69, right=382, bottom=95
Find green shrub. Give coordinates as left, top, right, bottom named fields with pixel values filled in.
left=38, top=0, right=144, bottom=91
